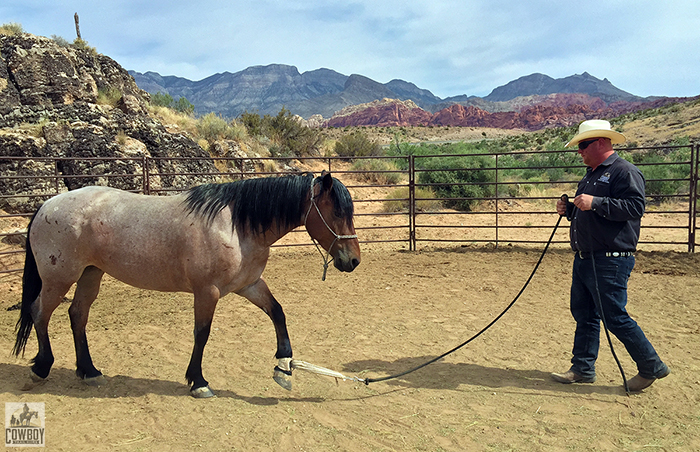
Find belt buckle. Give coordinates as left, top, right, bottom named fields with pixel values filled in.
left=605, top=251, right=624, bottom=257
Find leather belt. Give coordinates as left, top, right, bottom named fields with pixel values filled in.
left=577, top=250, right=634, bottom=259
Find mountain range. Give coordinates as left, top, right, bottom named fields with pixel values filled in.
left=129, top=65, right=665, bottom=122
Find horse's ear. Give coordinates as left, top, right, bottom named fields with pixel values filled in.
left=322, top=172, right=333, bottom=191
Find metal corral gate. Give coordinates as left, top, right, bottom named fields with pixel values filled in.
left=1, top=145, right=698, bottom=276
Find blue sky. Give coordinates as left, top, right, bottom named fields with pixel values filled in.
left=3, top=0, right=699, bottom=99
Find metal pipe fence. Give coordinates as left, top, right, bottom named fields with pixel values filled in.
left=1, top=144, right=698, bottom=276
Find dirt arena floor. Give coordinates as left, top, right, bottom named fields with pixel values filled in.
left=1, top=240, right=699, bottom=451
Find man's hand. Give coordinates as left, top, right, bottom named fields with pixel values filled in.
left=556, top=198, right=568, bottom=215
left=573, top=194, right=594, bottom=211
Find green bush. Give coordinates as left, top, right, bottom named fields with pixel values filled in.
left=149, top=92, right=194, bottom=116
left=51, top=35, right=71, bottom=47
left=151, top=92, right=174, bottom=108
left=620, top=147, right=692, bottom=197
left=334, top=132, right=381, bottom=158
left=239, top=108, right=323, bottom=157
left=350, top=159, right=403, bottom=184
left=417, top=154, right=496, bottom=211
left=499, top=151, right=583, bottom=184
left=72, top=38, right=97, bottom=55
left=383, top=187, right=442, bottom=212
left=239, top=111, right=264, bottom=136
left=173, top=97, right=195, bottom=115
left=0, top=22, right=23, bottom=36
left=196, top=113, right=245, bottom=142
left=96, top=86, right=122, bottom=107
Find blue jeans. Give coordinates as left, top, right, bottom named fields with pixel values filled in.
left=569, top=254, right=666, bottom=379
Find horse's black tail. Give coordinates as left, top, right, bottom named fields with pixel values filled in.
left=13, top=211, right=42, bottom=357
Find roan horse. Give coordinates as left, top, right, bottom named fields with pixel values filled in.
left=13, top=172, right=360, bottom=397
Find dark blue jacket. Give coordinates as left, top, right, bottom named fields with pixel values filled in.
left=565, top=152, right=645, bottom=252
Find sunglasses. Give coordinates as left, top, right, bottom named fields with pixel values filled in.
left=578, top=139, right=598, bottom=150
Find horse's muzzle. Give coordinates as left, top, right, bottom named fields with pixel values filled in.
left=334, top=253, right=360, bottom=272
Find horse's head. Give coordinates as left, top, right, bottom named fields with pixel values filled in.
left=304, top=172, right=361, bottom=273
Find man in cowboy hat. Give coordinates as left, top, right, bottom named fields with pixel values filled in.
left=552, top=119, right=670, bottom=392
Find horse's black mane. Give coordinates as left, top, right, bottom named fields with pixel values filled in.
left=184, top=173, right=354, bottom=234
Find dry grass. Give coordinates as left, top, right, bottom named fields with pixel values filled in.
left=621, top=100, right=700, bottom=146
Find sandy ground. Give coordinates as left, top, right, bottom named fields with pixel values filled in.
left=1, top=239, right=699, bottom=451
left=0, top=168, right=698, bottom=451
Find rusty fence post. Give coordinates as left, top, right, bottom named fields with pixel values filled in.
left=409, top=154, right=416, bottom=251
left=689, top=143, right=698, bottom=252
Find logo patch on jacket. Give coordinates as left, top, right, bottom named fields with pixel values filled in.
left=598, top=172, right=611, bottom=183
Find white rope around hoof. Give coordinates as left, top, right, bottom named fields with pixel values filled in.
left=290, top=359, right=366, bottom=384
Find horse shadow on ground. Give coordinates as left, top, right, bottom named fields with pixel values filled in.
left=0, top=363, right=324, bottom=405
left=343, top=356, right=626, bottom=396
left=0, top=359, right=626, bottom=404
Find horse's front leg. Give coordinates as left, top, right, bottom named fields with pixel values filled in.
left=237, top=278, right=293, bottom=390
left=186, top=286, right=220, bottom=398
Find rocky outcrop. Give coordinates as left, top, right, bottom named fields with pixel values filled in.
left=0, top=33, right=217, bottom=213
left=324, top=98, right=433, bottom=127
left=322, top=94, right=698, bottom=130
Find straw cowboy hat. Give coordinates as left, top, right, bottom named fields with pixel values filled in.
left=565, top=119, right=626, bottom=147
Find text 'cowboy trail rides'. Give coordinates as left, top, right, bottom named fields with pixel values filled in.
left=5, top=402, right=45, bottom=447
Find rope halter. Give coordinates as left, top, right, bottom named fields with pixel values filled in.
left=304, top=177, right=357, bottom=281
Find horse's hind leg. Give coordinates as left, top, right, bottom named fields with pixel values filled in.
left=30, top=281, right=73, bottom=381
left=237, top=279, right=293, bottom=390
left=186, top=286, right=220, bottom=398
left=69, top=266, right=105, bottom=385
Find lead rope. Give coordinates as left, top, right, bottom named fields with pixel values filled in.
left=292, top=209, right=565, bottom=386
left=590, top=252, right=631, bottom=394
left=361, top=212, right=564, bottom=385
left=304, top=178, right=358, bottom=281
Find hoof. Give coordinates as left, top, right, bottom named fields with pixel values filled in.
left=190, top=386, right=216, bottom=398
left=83, top=375, right=106, bottom=387
left=273, top=369, right=293, bottom=391
left=22, top=370, right=47, bottom=391
left=29, top=369, right=47, bottom=383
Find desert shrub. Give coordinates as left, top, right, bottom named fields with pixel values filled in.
left=620, top=147, right=692, bottom=197
left=72, top=38, right=97, bottom=55
left=96, top=86, right=122, bottom=107
left=417, top=154, right=496, bottom=211
left=148, top=105, right=198, bottom=136
left=382, top=187, right=442, bottom=212
left=239, top=111, right=264, bottom=136
left=173, top=97, right=195, bottom=115
left=267, top=108, right=323, bottom=157
left=350, top=159, right=403, bottom=185
left=51, top=35, right=71, bottom=47
left=150, top=92, right=194, bottom=116
left=334, top=131, right=381, bottom=158
left=499, top=151, right=583, bottom=185
left=239, top=108, right=323, bottom=157
left=0, top=22, right=23, bottom=36
left=150, top=92, right=174, bottom=108
left=115, top=131, right=128, bottom=145
left=196, top=113, right=245, bottom=142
